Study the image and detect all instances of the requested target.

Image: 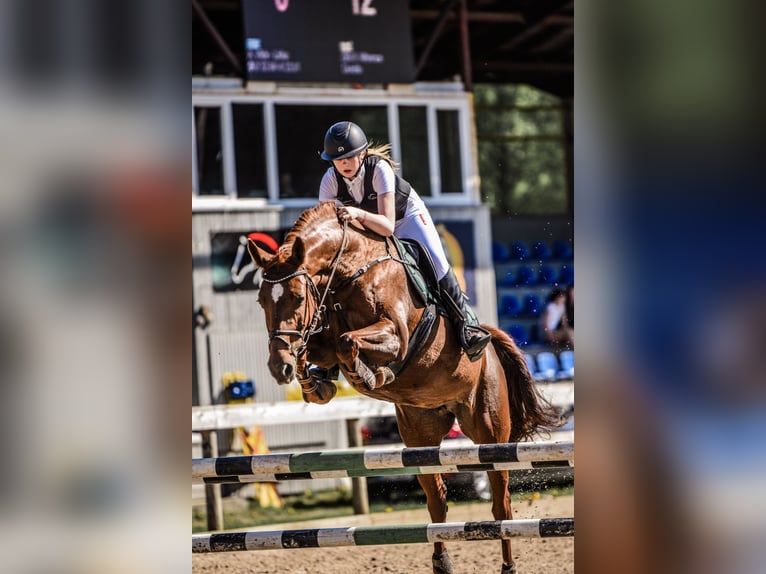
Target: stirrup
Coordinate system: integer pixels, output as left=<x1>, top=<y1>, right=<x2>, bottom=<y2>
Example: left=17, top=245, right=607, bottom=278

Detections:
left=462, top=324, right=491, bottom=361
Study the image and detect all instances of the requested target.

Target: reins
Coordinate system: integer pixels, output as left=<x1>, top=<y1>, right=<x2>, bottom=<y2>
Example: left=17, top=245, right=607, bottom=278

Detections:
left=261, top=220, right=350, bottom=359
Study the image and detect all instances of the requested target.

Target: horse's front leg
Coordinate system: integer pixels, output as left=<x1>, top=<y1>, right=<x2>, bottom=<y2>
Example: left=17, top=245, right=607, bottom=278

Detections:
left=294, top=335, right=343, bottom=405
left=295, top=353, right=337, bottom=405
left=336, top=318, right=401, bottom=390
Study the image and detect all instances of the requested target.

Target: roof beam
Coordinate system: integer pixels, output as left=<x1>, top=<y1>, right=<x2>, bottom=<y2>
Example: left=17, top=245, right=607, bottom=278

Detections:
left=498, top=15, right=574, bottom=52
left=411, top=10, right=524, bottom=24
left=192, top=0, right=243, bottom=75
left=530, top=28, right=574, bottom=54
left=458, top=0, right=472, bottom=91
left=477, top=61, right=574, bottom=73
left=414, top=0, right=460, bottom=79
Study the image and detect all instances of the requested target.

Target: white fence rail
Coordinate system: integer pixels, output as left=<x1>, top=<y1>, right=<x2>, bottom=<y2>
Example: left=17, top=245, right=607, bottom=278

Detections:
left=192, top=382, right=573, bottom=432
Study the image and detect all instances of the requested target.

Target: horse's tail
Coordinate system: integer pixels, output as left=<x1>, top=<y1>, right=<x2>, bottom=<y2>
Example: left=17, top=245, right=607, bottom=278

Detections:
left=487, top=326, right=564, bottom=442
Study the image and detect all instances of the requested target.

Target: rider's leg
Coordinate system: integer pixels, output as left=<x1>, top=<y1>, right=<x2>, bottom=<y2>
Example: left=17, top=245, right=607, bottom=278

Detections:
left=438, top=268, right=491, bottom=361
left=395, top=211, right=491, bottom=361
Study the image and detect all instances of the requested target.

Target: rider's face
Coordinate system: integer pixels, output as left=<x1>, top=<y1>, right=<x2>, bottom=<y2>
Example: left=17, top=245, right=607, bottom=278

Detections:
left=332, top=152, right=364, bottom=179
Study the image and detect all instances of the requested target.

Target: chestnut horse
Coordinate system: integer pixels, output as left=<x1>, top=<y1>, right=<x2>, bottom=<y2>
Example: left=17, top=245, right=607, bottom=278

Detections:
left=248, top=202, right=561, bottom=574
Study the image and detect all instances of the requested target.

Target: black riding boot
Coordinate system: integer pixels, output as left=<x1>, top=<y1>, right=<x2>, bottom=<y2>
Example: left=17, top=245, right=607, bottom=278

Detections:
left=438, top=269, right=491, bottom=361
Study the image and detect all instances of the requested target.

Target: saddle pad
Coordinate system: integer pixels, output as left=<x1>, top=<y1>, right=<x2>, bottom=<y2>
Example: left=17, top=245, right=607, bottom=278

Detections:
left=389, top=236, right=441, bottom=308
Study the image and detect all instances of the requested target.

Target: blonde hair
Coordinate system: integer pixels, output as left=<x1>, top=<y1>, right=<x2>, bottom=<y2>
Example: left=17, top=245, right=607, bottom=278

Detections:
left=365, top=143, right=399, bottom=172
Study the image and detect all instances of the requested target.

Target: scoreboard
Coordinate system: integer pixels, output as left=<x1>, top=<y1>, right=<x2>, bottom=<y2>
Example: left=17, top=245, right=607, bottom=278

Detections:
left=242, top=0, right=415, bottom=83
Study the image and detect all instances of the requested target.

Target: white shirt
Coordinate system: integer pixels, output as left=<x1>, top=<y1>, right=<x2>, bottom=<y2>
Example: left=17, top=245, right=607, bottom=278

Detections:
left=541, top=301, right=567, bottom=332
left=318, top=160, right=426, bottom=222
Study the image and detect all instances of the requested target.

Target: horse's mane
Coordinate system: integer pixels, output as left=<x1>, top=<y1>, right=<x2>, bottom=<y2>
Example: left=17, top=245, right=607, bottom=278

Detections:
left=279, top=202, right=384, bottom=267
left=282, top=202, right=337, bottom=249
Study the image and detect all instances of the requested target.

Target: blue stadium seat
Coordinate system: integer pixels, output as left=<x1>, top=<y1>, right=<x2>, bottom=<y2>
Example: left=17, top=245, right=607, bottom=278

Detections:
left=507, top=324, right=529, bottom=346
left=492, top=241, right=510, bottom=263
left=532, top=241, right=553, bottom=261
left=539, top=264, right=558, bottom=285
left=534, top=351, right=559, bottom=381
left=516, top=265, right=537, bottom=286
left=557, top=350, right=574, bottom=379
left=523, top=294, right=542, bottom=316
left=499, top=294, right=521, bottom=317
left=559, top=265, right=574, bottom=285
left=510, top=241, right=530, bottom=261
left=553, top=240, right=573, bottom=259
left=496, top=268, right=515, bottom=286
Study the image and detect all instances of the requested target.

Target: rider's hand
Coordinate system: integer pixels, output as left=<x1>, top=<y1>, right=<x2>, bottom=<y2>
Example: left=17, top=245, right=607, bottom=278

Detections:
left=337, top=206, right=367, bottom=225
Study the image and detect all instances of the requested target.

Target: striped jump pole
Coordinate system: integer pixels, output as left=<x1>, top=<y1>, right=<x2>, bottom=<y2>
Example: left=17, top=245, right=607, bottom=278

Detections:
left=192, top=440, right=574, bottom=479
left=193, top=459, right=574, bottom=484
left=192, top=517, right=574, bottom=553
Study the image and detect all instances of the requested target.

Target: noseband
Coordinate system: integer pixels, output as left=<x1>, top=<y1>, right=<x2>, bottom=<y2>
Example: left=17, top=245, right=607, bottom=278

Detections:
left=261, top=221, right=349, bottom=359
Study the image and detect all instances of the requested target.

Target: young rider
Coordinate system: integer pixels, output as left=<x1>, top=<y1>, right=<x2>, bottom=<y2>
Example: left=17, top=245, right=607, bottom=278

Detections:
left=316, top=120, right=491, bottom=366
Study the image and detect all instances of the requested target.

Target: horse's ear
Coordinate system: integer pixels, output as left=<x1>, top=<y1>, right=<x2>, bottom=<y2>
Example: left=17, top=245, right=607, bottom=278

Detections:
left=289, top=237, right=306, bottom=266
left=247, top=239, right=273, bottom=269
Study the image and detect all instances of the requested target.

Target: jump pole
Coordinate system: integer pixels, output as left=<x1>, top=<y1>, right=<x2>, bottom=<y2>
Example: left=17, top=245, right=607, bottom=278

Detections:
left=193, top=459, right=574, bottom=484
left=192, top=517, right=574, bottom=553
left=192, top=440, right=574, bottom=479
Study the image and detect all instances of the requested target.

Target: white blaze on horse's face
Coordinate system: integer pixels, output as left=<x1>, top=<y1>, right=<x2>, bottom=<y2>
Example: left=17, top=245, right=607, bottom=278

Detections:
left=271, top=282, right=284, bottom=304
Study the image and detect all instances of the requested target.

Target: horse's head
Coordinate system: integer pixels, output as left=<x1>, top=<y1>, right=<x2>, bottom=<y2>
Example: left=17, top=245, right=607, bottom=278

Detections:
left=248, top=236, right=321, bottom=385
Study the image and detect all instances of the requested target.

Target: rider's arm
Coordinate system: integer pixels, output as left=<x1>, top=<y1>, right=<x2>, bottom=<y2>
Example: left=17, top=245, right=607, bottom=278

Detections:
left=338, top=194, right=394, bottom=236
left=363, top=192, right=395, bottom=236
left=338, top=161, right=396, bottom=236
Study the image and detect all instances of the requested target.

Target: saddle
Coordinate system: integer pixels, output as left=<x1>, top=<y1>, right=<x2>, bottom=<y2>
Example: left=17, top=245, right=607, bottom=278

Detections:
left=382, top=236, right=443, bottom=377
left=388, top=236, right=441, bottom=308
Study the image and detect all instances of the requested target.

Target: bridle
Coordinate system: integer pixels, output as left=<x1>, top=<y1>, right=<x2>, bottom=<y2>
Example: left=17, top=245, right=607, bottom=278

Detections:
left=261, top=220, right=349, bottom=360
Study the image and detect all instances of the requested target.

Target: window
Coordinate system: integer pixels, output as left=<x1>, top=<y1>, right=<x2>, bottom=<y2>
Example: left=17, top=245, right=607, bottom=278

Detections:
left=398, top=106, right=430, bottom=196
left=232, top=104, right=267, bottom=198
left=437, top=109, right=463, bottom=195
left=191, top=90, right=476, bottom=205
left=194, top=106, right=223, bottom=195
left=274, top=104, right=388, bottom=199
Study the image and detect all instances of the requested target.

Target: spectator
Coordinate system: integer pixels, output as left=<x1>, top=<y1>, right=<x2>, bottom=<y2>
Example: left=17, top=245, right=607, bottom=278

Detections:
left=539, top=288, right=574, bottom=349
left=565, top=283, right=574, bottom=328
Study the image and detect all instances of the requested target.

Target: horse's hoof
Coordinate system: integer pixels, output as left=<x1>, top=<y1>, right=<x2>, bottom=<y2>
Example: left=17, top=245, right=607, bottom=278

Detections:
left=301, top=381, right=337, bottom=404
left=432, top=551, right=453, bottom=574
left=362, top=370, right=377, bottom=390
left=501, top=561, right=517, bottom=574
left=375, top=366, right=395, bottom=387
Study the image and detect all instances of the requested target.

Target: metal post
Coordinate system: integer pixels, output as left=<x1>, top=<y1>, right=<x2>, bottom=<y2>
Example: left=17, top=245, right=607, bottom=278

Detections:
left=345, top=419, right=369, bottom=515
left=201, top=430, right=224, bottom=530
left=458, top=0, right=473, bottom=91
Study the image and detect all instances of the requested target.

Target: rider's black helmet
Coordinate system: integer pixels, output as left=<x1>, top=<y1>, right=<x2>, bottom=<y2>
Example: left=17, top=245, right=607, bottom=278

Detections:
left=320, top=121, right=369, bottom=161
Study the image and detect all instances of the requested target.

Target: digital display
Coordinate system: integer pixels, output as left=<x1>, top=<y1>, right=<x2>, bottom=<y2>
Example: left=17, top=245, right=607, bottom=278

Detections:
left=242, top=0, right=415, bottom=83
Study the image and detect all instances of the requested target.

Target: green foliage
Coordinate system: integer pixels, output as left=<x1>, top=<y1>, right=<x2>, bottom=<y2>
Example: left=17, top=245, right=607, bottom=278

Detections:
left=474, top=84, right=569, bottom=216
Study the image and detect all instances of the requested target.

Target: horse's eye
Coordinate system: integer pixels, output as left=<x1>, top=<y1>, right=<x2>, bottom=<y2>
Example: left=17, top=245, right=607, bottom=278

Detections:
left=294, top=295, right=305, bottom=304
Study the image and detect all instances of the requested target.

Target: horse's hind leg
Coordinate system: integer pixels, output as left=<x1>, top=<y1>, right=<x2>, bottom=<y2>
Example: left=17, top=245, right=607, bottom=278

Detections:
left=452, top=374, right=517, bottom=572
left=395, top=405, right=456, bottom=574
left=488, top=470, right=516, bottom=573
